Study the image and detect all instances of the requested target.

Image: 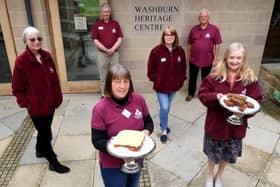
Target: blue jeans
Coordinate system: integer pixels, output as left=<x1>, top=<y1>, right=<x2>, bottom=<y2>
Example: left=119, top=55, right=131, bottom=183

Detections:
left=156, top=92, right=176, bottom=131
left=100, top=166, right=141, bottom=187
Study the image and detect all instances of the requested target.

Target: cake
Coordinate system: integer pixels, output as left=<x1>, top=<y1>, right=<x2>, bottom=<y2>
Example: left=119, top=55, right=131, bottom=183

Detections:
left=113, top=130, right=145, bottom=151
left=224, top=93, right=254, bottom=112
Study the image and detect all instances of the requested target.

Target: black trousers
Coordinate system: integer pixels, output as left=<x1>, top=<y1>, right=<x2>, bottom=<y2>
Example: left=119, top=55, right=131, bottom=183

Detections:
left=188, top=62, right=212, bottom=96
left=31, top=113, right=57, bottom=162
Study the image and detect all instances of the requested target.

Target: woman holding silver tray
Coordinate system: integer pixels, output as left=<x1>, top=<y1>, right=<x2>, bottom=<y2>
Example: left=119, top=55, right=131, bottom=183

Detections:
left=198, top=42, right=262, bottom=187
left=91, top=64, right=154, bottom=187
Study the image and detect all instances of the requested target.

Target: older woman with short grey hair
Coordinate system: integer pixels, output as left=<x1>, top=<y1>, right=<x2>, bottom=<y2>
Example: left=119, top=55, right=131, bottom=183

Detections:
left=12, top=26, right=70, bottom=173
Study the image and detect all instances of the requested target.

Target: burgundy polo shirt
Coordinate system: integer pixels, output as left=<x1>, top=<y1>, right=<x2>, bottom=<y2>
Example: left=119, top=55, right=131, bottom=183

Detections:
left=91, top=93, right=150, bottom=168
left=188, top=23, right=222, bottom=67
left=91, top=19, right=123, bottom=49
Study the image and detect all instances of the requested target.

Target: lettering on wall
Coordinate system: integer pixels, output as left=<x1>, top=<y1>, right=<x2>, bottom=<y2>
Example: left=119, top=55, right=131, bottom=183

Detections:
left=132, top=0, right=182, bottom=34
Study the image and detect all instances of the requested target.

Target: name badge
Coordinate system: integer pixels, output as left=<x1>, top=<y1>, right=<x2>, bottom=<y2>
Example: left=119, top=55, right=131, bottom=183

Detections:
left=161, top=58, right=167, bottom=62
left=122, top=109, right=131, bottom=118
left=98, top=26, right=104, bottom=30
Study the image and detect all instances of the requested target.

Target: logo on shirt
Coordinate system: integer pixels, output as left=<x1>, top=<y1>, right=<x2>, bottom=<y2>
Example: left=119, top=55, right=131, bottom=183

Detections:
left=160, top=57, right=167, bottom=63
left=241, top=88, right=247, bottom=95
left=134, top=109, right=143, bottom=119
left=98, top=26, right=104, bottom=30
left=205, top=33, right=210, bottom=39
left=49, top=67, right=54, bottom=73
left=112, top=28, right=117, bottom=33
left=177, top=56, right=181, bottom=63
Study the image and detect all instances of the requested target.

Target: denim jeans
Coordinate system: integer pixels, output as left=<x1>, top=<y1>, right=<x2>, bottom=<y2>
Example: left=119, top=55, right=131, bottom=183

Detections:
left=100, top=166, right=141, bottom=187
left=156, top=92, right=176, bottom=131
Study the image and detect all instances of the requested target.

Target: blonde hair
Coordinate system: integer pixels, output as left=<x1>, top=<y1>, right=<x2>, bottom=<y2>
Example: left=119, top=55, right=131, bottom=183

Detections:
left=211, top=42, right=257, bottom=86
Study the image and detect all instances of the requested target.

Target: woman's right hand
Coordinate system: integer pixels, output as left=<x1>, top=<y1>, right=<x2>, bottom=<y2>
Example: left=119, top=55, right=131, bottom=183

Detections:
left=217, top=93, right=223, bottom=100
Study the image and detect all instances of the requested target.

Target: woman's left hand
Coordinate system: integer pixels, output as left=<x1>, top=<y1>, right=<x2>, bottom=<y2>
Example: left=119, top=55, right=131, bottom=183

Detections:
left=142, top=130, right=150, bottom=136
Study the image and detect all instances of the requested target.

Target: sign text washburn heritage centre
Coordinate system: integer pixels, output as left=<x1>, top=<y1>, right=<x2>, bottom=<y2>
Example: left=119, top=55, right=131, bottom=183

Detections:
left=132, top=0, right=182, bottom=33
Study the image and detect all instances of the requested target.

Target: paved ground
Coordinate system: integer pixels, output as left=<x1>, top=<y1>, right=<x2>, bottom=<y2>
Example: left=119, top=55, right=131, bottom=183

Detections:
left=0, top=92, right=279, bottom=187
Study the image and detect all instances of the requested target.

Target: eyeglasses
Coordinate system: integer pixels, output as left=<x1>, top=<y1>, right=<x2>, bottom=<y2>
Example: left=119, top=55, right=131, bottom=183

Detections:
left=29, top=37, right=43, bottom=42
left=112, top=80, right=130, bottom=86
left=164, top=33, right=175, bottom=37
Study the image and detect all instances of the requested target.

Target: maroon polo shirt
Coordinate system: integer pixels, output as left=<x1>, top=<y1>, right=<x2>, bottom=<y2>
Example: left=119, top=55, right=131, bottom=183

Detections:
left=91, top=19, right=123, bottom=49
left=198, top=75, right=263, bottom=140
left=91, top=93, right=150, bottom=168
left=147, top=44, right=187, bottom=93
left=188, top=23, right=222, bottom=67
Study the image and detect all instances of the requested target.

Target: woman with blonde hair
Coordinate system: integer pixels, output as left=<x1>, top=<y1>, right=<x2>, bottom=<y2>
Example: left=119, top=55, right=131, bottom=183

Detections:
left=198, top=42, right=262, bottom=187
left=147, top=25, right=187, bottom=143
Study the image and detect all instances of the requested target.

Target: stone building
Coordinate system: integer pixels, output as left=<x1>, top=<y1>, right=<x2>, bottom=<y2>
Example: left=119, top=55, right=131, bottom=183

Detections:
left=0, top=0, right=279, bottom=107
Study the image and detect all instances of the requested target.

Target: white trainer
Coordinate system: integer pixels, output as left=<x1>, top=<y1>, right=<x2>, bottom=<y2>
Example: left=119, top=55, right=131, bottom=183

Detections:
left=205, top=177, right=214, bottom=187
left=214, top=178, right=223, bottom=187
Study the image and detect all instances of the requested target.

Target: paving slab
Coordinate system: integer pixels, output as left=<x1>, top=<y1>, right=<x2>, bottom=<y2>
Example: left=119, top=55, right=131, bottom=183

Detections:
left=7, top=164, right=45, bottom=187
left=248, top=112, right=280, bottom=134
left=189, top=165, right=258, bottom=187
left=170, top=97, right=206, bottom=124
left=0, top=110, right=27, bottom=132
left=59, top=115, right=91, bottom=136
left=41, top=160, right=94, bottom=187
left=20, top=137, right=48, bottom=165
left=274, top=140, right=280, bottom=156
left=244, top=125, right=279, bottom=154
left=0, top=97, right=22, bottom=118
left=262, top=157, right=280, bottom=187
left=0, top=136, right=13, bottom=155
left=234, top=144, right=270, bottom=178
left=93, top=158, right=104, bottom=187
left=151, top=122, right=206, bottom=183
left=148, top=162, right=187, bottom=187
left=53, top=135, right=95, bottom=161
left=0, top=122, right=13, bottom=139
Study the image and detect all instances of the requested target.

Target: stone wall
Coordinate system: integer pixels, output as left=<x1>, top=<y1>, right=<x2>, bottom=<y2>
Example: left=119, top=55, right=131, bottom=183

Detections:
left=111, top=0, right=275, bottom=92
left=7, top=0, right=51, bottom=54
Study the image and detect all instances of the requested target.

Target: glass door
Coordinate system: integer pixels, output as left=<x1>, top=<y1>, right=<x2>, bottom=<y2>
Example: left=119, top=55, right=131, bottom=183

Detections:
left=0, top=0, right=17, bottom=95
left=59, top=0, right=100, bottom=81
left=46, top=0, right=106, bottom=93
left=0, top=26, right=11, bottom=83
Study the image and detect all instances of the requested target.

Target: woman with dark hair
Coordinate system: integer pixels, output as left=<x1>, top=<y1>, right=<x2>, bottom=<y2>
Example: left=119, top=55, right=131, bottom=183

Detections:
left=91, top=63, right=154, bottom=187
left=147, top=25, right=187, bottom=143
left=12, top=26, right=70, bottom=173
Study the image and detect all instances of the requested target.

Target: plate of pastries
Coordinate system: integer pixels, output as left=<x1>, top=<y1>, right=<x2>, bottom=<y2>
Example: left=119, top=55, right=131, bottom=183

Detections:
left=219, top=93, right=260, bottom=115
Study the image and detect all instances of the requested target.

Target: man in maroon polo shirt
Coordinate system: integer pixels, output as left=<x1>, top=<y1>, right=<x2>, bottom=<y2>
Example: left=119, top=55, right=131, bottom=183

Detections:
left=91, top=3, right=123, bottom=97
left=185, top=9, right=222, bottom=101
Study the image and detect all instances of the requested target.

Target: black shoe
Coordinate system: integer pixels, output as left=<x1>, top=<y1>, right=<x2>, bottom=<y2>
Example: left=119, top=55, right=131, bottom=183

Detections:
left=36, top=151, right=44, bottom=158
left=160, top=124, right=170, bottom=134
left=160, top=134, right=167, bottom=143
left=49, top=161, right=70, bottom=173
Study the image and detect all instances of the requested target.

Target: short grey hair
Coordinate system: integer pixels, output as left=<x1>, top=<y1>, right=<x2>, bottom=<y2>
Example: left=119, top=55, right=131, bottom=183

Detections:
left=22, top=26, right=41, bottom=44
left=199, top=8, right=210, bottom=16
left=100, top=3, right=111, bottom=10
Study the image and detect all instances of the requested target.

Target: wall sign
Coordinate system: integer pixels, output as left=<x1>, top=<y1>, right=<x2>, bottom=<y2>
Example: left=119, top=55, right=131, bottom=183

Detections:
left=132, top=0, right=182, bottom=34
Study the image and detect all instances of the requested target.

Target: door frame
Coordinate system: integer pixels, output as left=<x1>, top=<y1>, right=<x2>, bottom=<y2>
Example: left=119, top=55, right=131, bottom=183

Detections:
left=44, top=0, right=108, bottom=93
left=0, top=0, right=17, bottom=95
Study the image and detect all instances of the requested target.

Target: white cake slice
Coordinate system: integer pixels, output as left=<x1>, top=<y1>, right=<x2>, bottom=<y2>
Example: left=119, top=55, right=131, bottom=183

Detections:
left=113, top=130, right=145, bottom=151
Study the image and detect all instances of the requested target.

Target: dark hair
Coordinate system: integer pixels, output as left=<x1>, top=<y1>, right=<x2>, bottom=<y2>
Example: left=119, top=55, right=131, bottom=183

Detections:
left=104, top=64, right=134, bottom=97
left=161, top=25, right=179, bottom=49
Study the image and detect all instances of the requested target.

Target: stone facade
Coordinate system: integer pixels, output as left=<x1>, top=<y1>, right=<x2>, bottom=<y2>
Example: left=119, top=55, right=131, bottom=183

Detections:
left=3, top=0, right=276, bottom=93
left=112, top=0, right=274, bottom=92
